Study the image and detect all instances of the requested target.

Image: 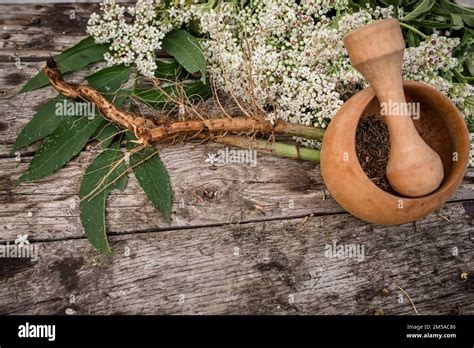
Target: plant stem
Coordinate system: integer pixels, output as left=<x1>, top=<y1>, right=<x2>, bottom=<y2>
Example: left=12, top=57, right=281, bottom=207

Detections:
left=210, top=135, right=320, bottom=162
left=278, top=121, right=325, bottom=140
left=399, top=22, right=430, bottom=40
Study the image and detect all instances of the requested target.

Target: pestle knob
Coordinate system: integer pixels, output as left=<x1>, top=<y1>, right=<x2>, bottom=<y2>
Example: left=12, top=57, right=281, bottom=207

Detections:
left=343, top=18, right=444, bottom=197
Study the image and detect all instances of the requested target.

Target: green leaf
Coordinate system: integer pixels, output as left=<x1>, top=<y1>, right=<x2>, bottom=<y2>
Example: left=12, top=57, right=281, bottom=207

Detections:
left=451, top=14, right=464, bottom=30
left=465, top=56, right=474, bottom=77
left=347, top=0, right=363, bottom=10
left=350, top=0, right=378, bottom=8
left=17, top=116, right=104, bottom=184
left=162, top=30, right=207, bottom=83
left=92, top=123, right=121, bottom=149
left=127, top=134, right=172, bottom=224
left=406, top=30, right=419, bottom=47
left=20, top=36, right=109, bottom=94
left=80, top=141, right=127, bottom=255
left=133, top=80, right=210, bottom=109
left=462, top=15, right=474, bottom=27
left=154, top=59, right=188, bottom=80
left=403, top=0, right=436, bottom=21
left=411, top=19, right=452, bottom=29
left=85, top=64, right=132, bottom=100
left=435, top=1, right=474, bottom=16
left=454, top=28, right=474, bottom=56
left=187, top=18, right=202, bottom=37
left=433, top=2, right=474, bottom=26
left=10, top=95, right=66, bottom=154
left=380, top=0, right=399, bottom=7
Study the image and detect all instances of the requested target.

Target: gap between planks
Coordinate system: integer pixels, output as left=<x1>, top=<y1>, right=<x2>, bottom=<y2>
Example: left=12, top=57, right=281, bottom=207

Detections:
left=1, top=199, right=472, bottom=245
left=1, top=209, right=351, bottom=245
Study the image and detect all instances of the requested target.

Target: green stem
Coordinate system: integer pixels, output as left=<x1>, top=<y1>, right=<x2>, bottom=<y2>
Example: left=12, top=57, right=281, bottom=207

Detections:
left=452, top=68, right=474, bottom=83
left=271, top=142, right=321, bottom=161
left=399, top=22, right=430, bottom=40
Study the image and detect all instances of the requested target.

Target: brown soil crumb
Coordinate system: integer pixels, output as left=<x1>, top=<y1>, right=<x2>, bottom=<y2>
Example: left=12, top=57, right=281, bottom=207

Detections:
left=355, top=117, right=395, bottom=193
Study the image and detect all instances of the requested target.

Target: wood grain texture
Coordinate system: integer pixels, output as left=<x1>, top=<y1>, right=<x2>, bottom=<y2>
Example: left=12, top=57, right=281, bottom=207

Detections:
left=0, top=146, right=340, bottom=242
left=0, top=3, right=473, bottom=315
left=1, top=150, right=473, bottom=242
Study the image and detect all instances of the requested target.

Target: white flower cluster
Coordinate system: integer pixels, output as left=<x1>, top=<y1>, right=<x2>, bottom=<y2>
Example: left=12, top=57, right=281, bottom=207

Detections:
left=198, top=0, right=473, bottom=152
left=403, top=35, right=473, bottom=117
left=87, top=0, right=173, bottom=77
left=200, top=0, right=394, bottom=133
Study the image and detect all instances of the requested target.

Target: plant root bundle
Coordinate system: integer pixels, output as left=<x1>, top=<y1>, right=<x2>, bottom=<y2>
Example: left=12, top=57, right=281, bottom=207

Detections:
left=44, top=58, right=324, bottom=147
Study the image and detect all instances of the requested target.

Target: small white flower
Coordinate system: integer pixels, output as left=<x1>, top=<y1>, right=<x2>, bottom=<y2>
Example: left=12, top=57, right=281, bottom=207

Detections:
left=205, top=153, right=218, bottom=165
left=265, top=112, right=277, bottom=125
left=15, top=234, right=30, bottom=247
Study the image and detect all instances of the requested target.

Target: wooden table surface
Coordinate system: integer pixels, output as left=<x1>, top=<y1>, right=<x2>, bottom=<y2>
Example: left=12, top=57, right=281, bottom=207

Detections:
left=0, top=3, right=473, bottom=315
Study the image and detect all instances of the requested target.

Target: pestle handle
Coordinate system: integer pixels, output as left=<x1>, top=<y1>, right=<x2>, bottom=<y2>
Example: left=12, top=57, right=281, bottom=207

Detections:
left=344, top=19, right=444, bottom=197
left=344, top=20, right=424, bottom=149
left=378, top=84, right=421, bottom=149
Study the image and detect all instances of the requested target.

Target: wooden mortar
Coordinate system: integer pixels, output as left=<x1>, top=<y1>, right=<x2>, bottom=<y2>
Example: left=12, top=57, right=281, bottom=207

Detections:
left=344, top=18, right=444, bottom=197
left=320, top=81, right=469, bottom=224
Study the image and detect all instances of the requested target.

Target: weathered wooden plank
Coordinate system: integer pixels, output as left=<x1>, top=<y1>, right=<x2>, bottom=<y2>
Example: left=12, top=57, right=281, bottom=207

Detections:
left=0, top=145, right=341, bottom=241
left=1, top=138, right=473, bottom=242
left=0, top=60, right=103, bottom=95
left=0, top=201, right=472, bottom=315
left=0, top=3, right=96, bottom=78
left=0, top=2, right=473, bottom=317
left=0, top=3, right=97, bottom=45
left=0, top=54, right=354, bottom=244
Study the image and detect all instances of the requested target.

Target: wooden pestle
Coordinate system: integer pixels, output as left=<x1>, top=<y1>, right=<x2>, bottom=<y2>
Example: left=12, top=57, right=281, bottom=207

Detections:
left=343, top=19, right=444, bottom=197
